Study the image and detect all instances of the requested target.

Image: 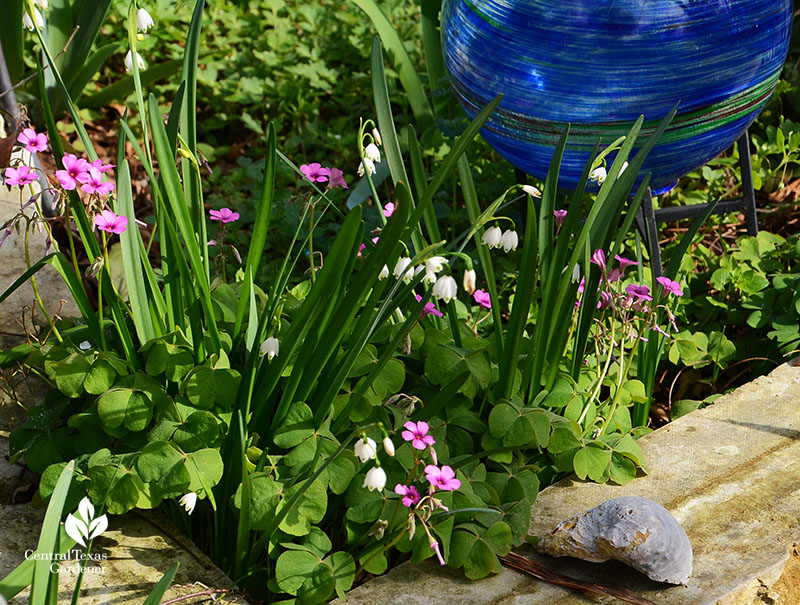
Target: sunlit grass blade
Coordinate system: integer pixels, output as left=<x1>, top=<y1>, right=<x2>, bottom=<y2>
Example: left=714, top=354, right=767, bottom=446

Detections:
left=405, top=94, right=504, bottom=243
left=498, top=195, right=538, bottom=400
left=180, top=0, right=205, bottom=234
left=0, top=525, right=76, bottom=602
left=330, top=286, right=430, bottom=431
left=233, top=413, right=251, bottom=581
left=522, top=124, right=570, bottom=394
left=252, top=207, right=365, bottom=432
left=39, top=65, right=99, bottom=262
left=407, top=125, right=442, bottom=243
left=65, top=42, right=119, bottom=102
left=234, top=123, right=276, bottom=339
left=141, top=564, right=180, bottom=605
left=355, top=2, right=435, bottom=129
left=116, top=159, right=159, bottom=343
left=180, top=0, right=205, bottom=155
left=63, top=0, right=113, bottom=82
left=33, top=24, right=97, bottom=161
left=147, top=93, right=220, bottom=353
left=633, top=198, right=719, bottom=426
left=166, top=82, right=187, bottom=150
left=30, top=460, right=74, bottom=603
left=79, top=59, right=183, bottom=109
left=457, top=154, right=504, bottom=353
left=298, top=187, right=410, bottom=413
left=0, top=1, right=24, bottom=82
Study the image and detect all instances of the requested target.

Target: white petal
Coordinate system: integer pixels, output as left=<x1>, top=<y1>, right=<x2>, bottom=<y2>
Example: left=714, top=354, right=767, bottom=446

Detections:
left=88, top=514, right=108, bottom=540
left=65, top=514, right=87, bottom=547
left=78, top=497, right=94, bottom=524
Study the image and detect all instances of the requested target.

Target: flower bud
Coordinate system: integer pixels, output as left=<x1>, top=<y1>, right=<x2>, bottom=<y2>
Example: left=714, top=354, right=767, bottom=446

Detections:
left=382, top=437, right=395, bottom=457
left=463, top=269, right=476, bottom=294
left=521, top=184, right=541, bottom=197
left=260, top=337, right=279, bottom=360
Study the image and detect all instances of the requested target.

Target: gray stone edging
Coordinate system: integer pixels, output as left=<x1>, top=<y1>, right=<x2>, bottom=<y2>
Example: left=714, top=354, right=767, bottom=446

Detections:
left=337, top=362, right=800, bottom=604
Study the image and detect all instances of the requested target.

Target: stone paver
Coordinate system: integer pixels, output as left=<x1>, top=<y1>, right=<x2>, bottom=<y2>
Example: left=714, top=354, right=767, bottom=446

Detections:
left=1, top=121, right=245, bottom=603
left=338, top=362, right=800, bottom=605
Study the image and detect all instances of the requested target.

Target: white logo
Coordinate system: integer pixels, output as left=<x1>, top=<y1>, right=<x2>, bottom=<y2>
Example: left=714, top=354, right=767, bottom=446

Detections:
left=64, top=497, right=108, bottom=547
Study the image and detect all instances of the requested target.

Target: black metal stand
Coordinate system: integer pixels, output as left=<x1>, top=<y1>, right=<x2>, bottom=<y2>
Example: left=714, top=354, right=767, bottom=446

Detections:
left=516, top=128, right=758, bottom=278
left=635, top=128, right=758, bottom=277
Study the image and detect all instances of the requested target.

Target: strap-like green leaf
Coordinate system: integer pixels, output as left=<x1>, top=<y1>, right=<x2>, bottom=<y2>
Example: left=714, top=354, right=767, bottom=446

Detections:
left=354, top=2, right=434, bottom=128
left=141, top=564, right=180, bottom=605
left=30, top=460, right=74, bottom=603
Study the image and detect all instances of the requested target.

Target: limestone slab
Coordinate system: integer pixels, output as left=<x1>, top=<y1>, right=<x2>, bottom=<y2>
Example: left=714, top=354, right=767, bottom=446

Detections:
left=339, top=362, right=800, bottom=604
left=0, top=505, right=246, bottom=604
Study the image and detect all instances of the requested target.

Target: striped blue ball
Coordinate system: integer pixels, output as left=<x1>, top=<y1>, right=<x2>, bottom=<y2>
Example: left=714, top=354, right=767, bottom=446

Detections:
left=442, top=0, right=793, bottom=193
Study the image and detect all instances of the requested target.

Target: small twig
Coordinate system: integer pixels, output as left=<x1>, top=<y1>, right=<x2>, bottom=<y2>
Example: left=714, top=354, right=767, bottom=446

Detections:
left=500, top=551, right=657, bottom=605
left=160, top=588, right=239, bottom=605
left=0, top=26, right=81, bottom=99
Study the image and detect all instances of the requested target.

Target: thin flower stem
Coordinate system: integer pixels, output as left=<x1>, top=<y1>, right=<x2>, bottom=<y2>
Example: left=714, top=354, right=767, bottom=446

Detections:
left=308, top=203, right=316, bottom=283
left=596, top=312, right=652, bottom=437
left=23, top=222, right=60, bottom=341
left=97, top=233, right=109, bottom=350
left=580, top=315, right=616, bottom=425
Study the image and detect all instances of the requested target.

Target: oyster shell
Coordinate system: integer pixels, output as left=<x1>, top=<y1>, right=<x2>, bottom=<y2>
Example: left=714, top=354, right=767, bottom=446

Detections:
left=537, top=496, right=692, bottom=585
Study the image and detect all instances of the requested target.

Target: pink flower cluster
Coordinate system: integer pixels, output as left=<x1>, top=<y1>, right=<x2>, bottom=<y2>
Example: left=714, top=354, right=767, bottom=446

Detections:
left=56, top=154, right=115, bottom=196
left=299, top=163, right=348, bottom=189
left=391, top=418, right=462, bottom=568
left=579, top=248, right=683, bottom=338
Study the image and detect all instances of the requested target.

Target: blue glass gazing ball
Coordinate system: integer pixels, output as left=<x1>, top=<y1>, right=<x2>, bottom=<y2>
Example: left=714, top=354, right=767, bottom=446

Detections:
left=441, top=0, right=793, bottom=193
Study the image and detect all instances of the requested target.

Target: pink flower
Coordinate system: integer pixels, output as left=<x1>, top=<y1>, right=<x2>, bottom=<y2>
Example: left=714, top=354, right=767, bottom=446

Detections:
left=383, top=202, right=395, bottom=218
left=597, top=290, right=613, bottom=309
left=4, top=165, right=38, bottom=187
left=590, top=249, right=606, bottom=271
left=415, top=294, right=444, bottom=318
left=656, top=276, right=684, bottom=297
left=209, top=208, right=239, bottom=223
left=17, top=128, right=48, bottom=153
left=625, top=284, right=653, bottom=301
left=328, top=167, right=348, bottom=189
left=81, top=167, right=115, bottom=196
left=89, top=159, right=116, bottom=173
left=607, top=268, right=622, bottom=283
left=614, top=254, right=638, bottom=269
left=56, top=154, right=89, bottom=191
left=553, top=209, right=567, bottom=226
left=424, top=465, right=461, bottom=491
left=300, top=163, right=330, bottom=183
left=94, top=209, right=128, bottom=234
left=402, top=421, right=435, bottom=450
left=394, top=484, right=421, bottom=507
left=473, top=289, right=491, bottom=309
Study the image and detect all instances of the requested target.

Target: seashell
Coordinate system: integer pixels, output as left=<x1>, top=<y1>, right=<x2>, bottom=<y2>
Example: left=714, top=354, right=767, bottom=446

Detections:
left=536, top=496, right=693, bottom=585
